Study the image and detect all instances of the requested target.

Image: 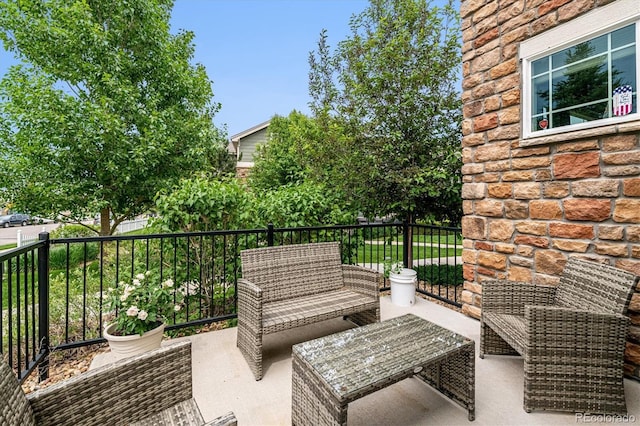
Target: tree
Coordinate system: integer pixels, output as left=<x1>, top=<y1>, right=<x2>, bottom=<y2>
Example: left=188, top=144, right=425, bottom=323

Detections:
left=308, top=0, right=462, bottom=226
left=0, top=0, right=226, bottom=235
left=248, top=111, right=314, bottom=192
left=248, top=111, right=357, bottom=227
left=153, top=177, right=255, bottom=233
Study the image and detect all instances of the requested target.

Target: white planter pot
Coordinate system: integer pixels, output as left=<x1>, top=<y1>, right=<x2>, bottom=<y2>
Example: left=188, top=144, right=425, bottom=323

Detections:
left=389, top=268, right=417, bottom=307
left=103, top=322, right=165, bottom=360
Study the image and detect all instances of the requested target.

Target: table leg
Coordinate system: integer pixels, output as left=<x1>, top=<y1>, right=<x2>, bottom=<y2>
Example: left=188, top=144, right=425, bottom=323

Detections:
left=292, top=354, right=347, bottom=426
left=417, top=343, right=475, bottom=421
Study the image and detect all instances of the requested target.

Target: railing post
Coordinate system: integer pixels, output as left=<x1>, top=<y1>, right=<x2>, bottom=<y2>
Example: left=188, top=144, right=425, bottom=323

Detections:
left=267, top=223, right=274, bottom=247
left=37, top=232, right=50, bottom=382
left=402, top=221, right=410, bottom=268
left=16, top=229, right=22, bottom=248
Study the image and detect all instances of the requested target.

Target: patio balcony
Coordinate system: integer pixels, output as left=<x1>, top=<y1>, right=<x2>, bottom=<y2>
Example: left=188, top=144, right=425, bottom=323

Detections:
left=93, top=295, right=640, bottom=425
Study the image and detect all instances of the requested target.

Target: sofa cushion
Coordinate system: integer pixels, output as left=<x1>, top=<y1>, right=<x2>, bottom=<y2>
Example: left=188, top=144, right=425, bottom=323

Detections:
left=483, top=312, right=526, bottom=355
left=263, top=288, right=378, bottom=334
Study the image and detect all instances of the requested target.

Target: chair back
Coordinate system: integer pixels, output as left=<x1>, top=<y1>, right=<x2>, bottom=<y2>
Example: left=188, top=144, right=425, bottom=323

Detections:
left=555, top=257, right=639, bottom=315
left=241, top=242, right=344, bottom=303
left=0, top=360, right=36, bottom=426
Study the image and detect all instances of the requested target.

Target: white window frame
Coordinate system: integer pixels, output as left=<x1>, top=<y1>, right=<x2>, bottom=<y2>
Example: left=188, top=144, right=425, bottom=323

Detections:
left=520, top=0, right=640, bottom=140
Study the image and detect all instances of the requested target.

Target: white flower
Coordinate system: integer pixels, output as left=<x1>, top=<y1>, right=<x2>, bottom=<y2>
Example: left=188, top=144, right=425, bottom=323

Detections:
left=145, top=271, right=151, bottom=276
left=136, top=273, right=146, bottom=281
left=132, top=279, right=141, bottom=286
left=126, top=306, right=139, bottom=317
left=120, top=294, right=129, bottom=302
left=163, top=279, right=174, bottom=288
left=137, top=310, right=148, bottom=320
left=174, top=304, right=181, bottom=312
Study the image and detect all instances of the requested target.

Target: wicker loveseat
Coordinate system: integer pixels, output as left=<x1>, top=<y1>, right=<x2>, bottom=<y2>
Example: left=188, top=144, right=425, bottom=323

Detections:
left=1, top=341, right=236, bottom=426
left=237, top=242, right=380, bottom=380
left=480, top=257, right=639, bottom=414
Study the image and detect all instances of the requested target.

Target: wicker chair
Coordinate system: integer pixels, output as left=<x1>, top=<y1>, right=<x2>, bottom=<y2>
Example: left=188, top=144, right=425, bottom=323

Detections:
left=480, top=257, right=639, bottom=414
left=1, top=341, right=237, bottom=426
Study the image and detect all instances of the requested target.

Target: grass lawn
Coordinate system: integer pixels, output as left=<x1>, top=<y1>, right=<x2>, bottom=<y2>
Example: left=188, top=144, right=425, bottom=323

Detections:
left=366, top=233, right=461, bottom=245
left=356, top=243, right=461, bottom=262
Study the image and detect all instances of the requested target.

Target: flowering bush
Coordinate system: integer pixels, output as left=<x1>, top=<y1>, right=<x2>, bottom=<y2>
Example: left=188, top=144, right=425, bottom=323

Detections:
left=105, top=271, right=184, bottom=336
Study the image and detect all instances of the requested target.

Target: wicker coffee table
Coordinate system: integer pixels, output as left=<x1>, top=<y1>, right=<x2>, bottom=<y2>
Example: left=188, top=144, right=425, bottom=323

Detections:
left=291, top=314, right=475, bottom=425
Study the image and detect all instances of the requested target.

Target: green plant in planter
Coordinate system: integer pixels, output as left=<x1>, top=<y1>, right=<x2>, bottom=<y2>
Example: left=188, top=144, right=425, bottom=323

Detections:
left=383, top=257, right=404, bottom=278
left=105, top=271, right=184, bottom=336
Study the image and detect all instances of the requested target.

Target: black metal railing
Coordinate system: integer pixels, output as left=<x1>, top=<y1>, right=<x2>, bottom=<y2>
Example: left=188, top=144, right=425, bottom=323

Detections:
left=1, top=233, right=50, bottom=383
left=1, top=222, right=461, bottom=382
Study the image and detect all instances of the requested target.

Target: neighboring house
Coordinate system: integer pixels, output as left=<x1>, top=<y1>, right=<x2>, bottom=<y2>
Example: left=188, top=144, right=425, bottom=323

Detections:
left=461, top=0, right=640, bottom=380
left=229, top=120, right=270, bottom=179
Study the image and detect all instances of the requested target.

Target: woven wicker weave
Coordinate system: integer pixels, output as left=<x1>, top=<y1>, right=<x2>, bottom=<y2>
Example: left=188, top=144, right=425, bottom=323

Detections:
left=480, top=257, right=639, bottom=414
left=291, top=314, right=475, bottom=425
left=237, top=242, right=380, bottom=380
left=0, top=341, right=237, bottom=426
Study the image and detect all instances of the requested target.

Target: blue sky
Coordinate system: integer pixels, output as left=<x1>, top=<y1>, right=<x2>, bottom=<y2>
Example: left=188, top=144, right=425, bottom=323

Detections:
left=171, top=0, right=374, bottom=137
left=0, top=0, right=456, bottom=138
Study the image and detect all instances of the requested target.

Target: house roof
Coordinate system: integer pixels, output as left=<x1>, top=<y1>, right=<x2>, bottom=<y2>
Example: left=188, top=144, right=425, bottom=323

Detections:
left=230, top=120, right=271, bottom=143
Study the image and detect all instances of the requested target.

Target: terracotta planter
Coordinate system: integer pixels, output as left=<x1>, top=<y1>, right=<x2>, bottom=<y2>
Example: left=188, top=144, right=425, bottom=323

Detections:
left=103, top=322, right=165, bottom=360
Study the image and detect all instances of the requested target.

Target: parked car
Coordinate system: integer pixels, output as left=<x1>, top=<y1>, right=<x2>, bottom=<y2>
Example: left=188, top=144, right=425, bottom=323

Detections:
left=0, top=213, right=32, bottom=228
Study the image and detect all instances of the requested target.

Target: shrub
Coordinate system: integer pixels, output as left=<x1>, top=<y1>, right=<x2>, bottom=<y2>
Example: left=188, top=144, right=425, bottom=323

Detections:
left=415, top=264, right=462, bottom=286
left=50, top=224, right=98, bottom=239
left=254, top=182, right=356, bottom=227
left=153, top=177, right=255, bottom=232
left=49, top=242, right=100, bottom=271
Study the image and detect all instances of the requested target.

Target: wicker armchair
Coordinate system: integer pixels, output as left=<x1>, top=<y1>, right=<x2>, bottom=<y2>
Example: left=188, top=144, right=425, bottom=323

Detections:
left=1, top=341, right=237, bottom=426
left=480, top=257, right=639, bottom=414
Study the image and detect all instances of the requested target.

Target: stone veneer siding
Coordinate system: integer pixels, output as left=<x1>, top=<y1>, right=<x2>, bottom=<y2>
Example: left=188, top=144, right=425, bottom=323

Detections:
left=460, top=0, right=640, bottom=380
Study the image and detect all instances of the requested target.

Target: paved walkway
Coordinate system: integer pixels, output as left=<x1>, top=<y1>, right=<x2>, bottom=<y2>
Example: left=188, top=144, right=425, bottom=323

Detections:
left=93, top=296, right=640, bottom=425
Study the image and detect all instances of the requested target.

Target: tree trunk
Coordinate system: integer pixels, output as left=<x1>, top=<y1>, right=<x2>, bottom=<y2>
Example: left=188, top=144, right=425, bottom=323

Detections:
left=100, top=208, right=110, bottom=236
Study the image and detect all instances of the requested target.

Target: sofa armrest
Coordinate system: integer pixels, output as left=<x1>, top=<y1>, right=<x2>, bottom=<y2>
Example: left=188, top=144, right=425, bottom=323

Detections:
left=27, top=341, right=193, bottom=426
left=341, top=265, right=380, bottom=300
left=237, top=278, right=263, bottom=332
left=525, top=305, right=629, bottom=352
left=482, top=280, right=556, bottom=316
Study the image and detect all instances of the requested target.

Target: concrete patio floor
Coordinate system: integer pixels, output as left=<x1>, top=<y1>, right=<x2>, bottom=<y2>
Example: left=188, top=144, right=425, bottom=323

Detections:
left=95, top=295, right=640, bottom=425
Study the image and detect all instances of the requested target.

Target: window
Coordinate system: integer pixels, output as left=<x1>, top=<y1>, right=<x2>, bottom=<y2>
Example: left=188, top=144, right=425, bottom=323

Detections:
left=520, top=0, right=640, bottom=139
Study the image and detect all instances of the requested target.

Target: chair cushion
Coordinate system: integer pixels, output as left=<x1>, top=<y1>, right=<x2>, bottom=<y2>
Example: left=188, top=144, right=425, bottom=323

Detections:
left=131, top=398, right=204, bottom=426
left=263, top=288, right=378, bottom=334
left=0, top=361, right=36, bottom=426
left=483, top=312, right=526, bottom=355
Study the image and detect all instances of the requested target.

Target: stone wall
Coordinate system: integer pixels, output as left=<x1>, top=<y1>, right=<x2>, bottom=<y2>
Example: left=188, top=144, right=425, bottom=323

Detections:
left=460, top=0, right=640, bottom=380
